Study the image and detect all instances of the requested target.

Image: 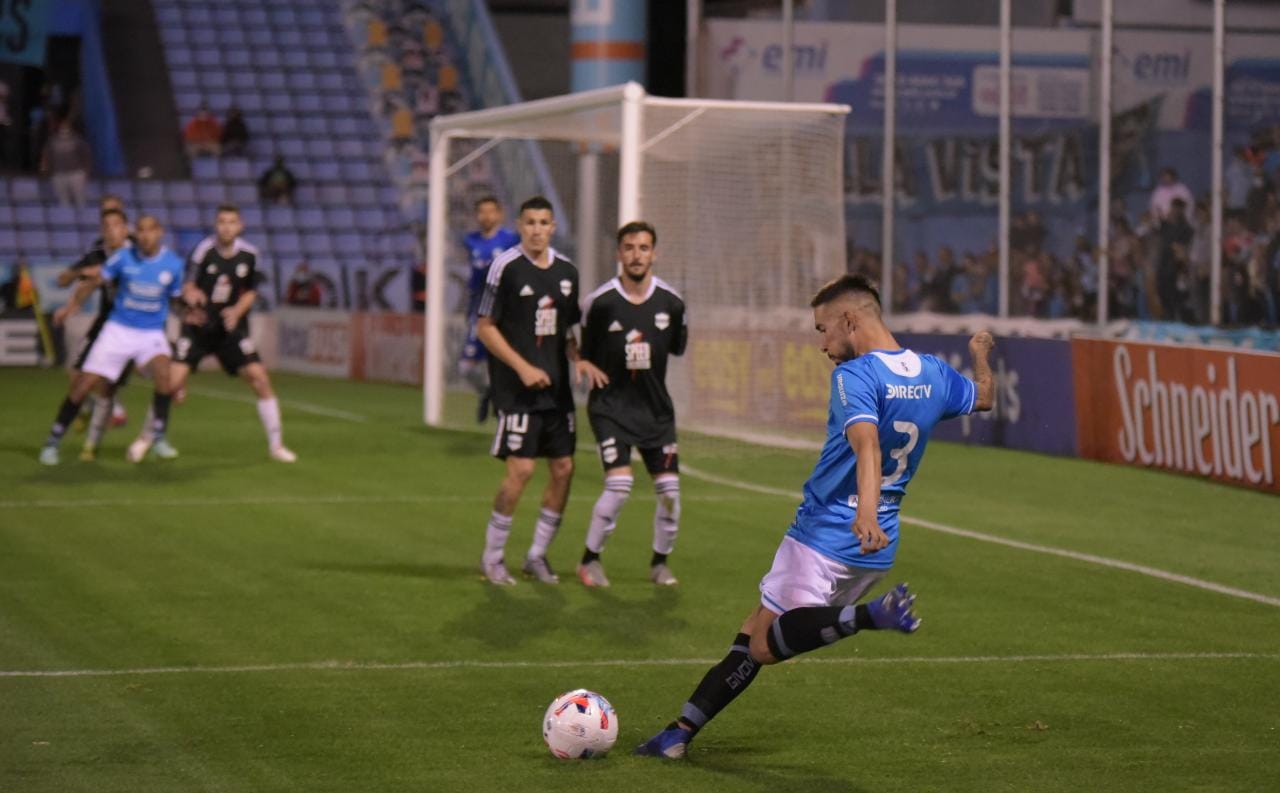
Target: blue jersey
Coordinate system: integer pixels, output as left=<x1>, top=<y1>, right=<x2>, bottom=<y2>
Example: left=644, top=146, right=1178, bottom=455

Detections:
left=464, top=228, right=519, bottom=315
left=786, top=348, right=977, bottom=569
left=101, top=246, right=185, bottom=331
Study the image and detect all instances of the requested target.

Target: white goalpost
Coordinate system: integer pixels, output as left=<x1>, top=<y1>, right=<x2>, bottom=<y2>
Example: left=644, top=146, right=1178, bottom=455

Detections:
left=424, top=81, right=849, bottom=448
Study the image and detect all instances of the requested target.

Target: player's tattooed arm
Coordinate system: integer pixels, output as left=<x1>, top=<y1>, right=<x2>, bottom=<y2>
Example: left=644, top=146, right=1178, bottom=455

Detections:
left=968, top=331, right=996, bottom=412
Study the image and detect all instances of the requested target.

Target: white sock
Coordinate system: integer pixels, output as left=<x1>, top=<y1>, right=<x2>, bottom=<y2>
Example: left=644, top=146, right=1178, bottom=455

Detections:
left=483, top=511, right=514, bottom=566
left=137, top=404, right=156, bottom=443
left=86, top=395, right=113, bottom=448
left=257, top=397, right=284, bottom=449
left=527, top=508, right=562, bottom=560
left=653, top=477, right=681, bottom=555
left=585, top=475, right=634, bottom=554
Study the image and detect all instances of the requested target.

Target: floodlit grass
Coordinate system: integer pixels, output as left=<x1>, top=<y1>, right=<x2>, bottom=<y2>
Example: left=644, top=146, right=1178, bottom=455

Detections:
left=2, top=368, right=1277, bottom=792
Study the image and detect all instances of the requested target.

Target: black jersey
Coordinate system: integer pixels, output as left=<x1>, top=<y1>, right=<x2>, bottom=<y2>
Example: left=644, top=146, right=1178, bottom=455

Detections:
left=73, top=237, right=134, bottom=323
left=478, top=246, right=581, bottom=413
left=580, top=276, right=687, bottom=445
left=185, top=236, right=259, bottom=333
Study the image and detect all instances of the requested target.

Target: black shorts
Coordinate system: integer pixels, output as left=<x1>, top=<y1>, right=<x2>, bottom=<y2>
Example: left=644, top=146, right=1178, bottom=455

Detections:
left=74, top=315, right=133, bottom=386
left=491, top=409, right=576, bottom=460
left=588, top=413, right=679, bottom=475
left=175, top=326, right=260, bottom=375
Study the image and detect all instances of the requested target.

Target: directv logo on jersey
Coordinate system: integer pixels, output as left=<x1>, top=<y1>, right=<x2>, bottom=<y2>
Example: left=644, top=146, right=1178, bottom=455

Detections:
left=886, top=384, right=933, bottom=399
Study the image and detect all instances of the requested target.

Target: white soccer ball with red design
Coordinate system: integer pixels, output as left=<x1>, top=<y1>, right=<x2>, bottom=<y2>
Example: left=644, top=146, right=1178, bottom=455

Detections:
left=542, top=689, right=618, bottom=759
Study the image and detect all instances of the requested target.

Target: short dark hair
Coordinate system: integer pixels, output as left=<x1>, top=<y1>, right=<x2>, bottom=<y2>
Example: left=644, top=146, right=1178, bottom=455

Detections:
left=474, top=195, right=500, bottom=210
left=137, top=213, right=162, bottom=228
left=519, top=195, right=554, bottom=216
left=100, top=207, right=127, bottom=223
left=216, top=202, right=240, bottom=216
left=810, top=273, right=881, bottom=309
left=616, top=220, right=657, bottom=246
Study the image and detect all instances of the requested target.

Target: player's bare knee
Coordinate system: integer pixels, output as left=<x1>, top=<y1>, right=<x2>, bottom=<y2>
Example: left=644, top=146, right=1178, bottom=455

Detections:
left=748, top=631, right=779, bottom=665
left=548, top=456, right=574, bottom=481
left=505, top=458, right=536, bottom=485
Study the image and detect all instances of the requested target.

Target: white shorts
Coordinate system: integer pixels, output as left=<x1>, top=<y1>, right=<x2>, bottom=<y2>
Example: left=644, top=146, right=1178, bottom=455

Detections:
left=80, top=321, right=171, bottom=381
left=759, top=535, right=886, bottom=614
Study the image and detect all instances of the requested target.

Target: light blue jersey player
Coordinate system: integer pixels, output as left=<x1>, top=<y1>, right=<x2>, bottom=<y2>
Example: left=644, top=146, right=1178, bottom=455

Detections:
left=40, top=215, right=190, bottom=465
left=460, top=195, right=520, bottom=421
left=637, top=274, right=995, bottom=759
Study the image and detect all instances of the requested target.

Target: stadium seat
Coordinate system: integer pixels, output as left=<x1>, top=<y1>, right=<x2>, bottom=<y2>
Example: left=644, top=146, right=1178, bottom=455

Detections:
left=292, top=72, right=318, bottom=92
left=292, top=184, right=318, bottom=205
left=295, top=94, right=322, bottom=114
left=239, top=205, right=264, bottom=231
left=306, top=139, right=336, bottom=159
left=264, top=205, right=297, bottom=229
left=318, top=73, right=345, bottom=93
left=354, top=207, right=385, bottom=229
left=258, top=71, right=286, bottom=92
left=269, top=116, right=299, bottom=136
left=341, top=160, right=377, bottom=183
left=252, top=48, right=281, bottom=70
left=269, top=7, right=299, bottom=29
left=167, top=47, right=193, bottom=67
left=224, top=49, right=252, bottom=69
left=272, top=231, right=303, bottom=256
left=296, top=207, right=326, bottom=230
left=0, top=227, right=18, bottom=252
left=51, top=230, right=81, bottom=257
left=194, top=48, right=221, bottom=69
left=185, top=6, right=213, bottom=27
left=247, top=28, right=272, bottom=48
left=194, top=181, right=226, bottom=205
left=0, top=202, right=13, bottom=228
left=326, top=206, right=357, bottom=228
left=311, top=161, right=341, bottom=182
left=227, top=183, right=257, bottom=205
left=282, top=50, right=308, bottom=69
left=18, top=228, right=50, bottom=253
left=303, top=230, right=335, bottom=256
left=191, top=158, right=219, bottom=181
left=11, top=177, right=41, bottom=202
left=299, top=116, right=328, bottom=137
left=236, top=91, right=265, bottom=113
left=14, top=205, right=46, bottom=237
left=170, top=69, right=197, bottom=89
left=206, top=91, right=234, bottom=112
left=311, top=50, right=339, bottom=70
left=167, top=181, right=197, bottom=205
left=136, top=180, right=165, bottom=206
left=171, top=205, right=203, bottom=229
left=242, top=8, right=268, bottom=28
left=333, top=232, right=363, bottom=255
left=212, top=6, right=238, bottom=27
left=220, top=158, right=253, bottom=182
left=278, top=138, right=307, bottom=160
left=46, top=205, right=78, bottom=228
left=348, top=185, right=377, bottom=207
left=319, top=184, right=349, bottom=205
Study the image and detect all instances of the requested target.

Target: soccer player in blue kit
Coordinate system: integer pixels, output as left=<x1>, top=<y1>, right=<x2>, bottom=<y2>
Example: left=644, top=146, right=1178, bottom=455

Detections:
left=636, top=274, right=996, bottom=758
left=38, top=215, right=191, bottom=465
left=461, top=196, right=520, bottom=421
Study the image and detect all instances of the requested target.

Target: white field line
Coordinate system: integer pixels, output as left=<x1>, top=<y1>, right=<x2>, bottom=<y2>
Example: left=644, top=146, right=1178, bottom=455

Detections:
left=1, top=651, right=1276, bottom=680
left=680, top=465, right=1280, bottom=610
left=188, top=386, right=369, bottom=423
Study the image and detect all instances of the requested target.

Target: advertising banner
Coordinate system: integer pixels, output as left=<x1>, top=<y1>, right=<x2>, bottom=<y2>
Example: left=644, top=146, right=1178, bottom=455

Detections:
left=683, top=328, right=1075, bottom=455
left=1072, top=338, right=1280, bottom=493
left=274, top=307, right=353, bottom=378
left=351, top=312, right=423, bottom=385
left=897, top=333, right=1076, bottom=456
left=0, top=0, right=53, bottom=67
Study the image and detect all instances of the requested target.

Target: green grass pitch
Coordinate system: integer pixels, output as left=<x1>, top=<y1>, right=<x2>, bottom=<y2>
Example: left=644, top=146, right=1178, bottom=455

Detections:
left=2, top=367, right=1278, bottom=792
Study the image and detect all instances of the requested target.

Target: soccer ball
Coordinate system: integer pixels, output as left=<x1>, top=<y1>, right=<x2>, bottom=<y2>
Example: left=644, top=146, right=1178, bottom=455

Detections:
left=542, top=689, right=618, bottom=759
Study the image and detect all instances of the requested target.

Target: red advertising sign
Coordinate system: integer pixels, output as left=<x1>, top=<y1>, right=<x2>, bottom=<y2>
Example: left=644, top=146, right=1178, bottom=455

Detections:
left=1072, top=338, right=1280, bottom=493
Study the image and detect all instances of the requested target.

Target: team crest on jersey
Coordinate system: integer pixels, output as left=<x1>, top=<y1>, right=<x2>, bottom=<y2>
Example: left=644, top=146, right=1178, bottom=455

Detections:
left=654, top=312, right=670, bottom=330
left=559, top=279, right=572, bottom=297
left=236, top=263, right=249, bottom=279
left=519, top=284, right=535, bottom=297
left=158, top=271, right=173, bottom=285
left=206, top=264, right=218, bottom=274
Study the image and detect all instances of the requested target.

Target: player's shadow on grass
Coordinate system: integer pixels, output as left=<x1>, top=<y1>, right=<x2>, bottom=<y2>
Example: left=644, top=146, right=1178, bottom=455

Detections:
left=442, top=582, right=570, bottom=650
left=570, top=584, right=689, bottom=643
left=307, top=561, right=480, bottom=581
left=692, top=752, right=869, bottom=793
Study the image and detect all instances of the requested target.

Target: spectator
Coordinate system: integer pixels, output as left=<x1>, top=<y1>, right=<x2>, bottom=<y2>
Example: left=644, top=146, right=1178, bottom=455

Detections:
left=1073, top=235, right=1099, bottom=321
left=1188, top=201, right=1213, bottom=324
left=1225, top=147, right=1253, bottom=214
left=221, top=106, right=250, bottom=157
left=183, top=103, right=222, bottom=158
left=41, top=118, right=92, bottom=208
left=1148, top=167, right=1194, bottom=221
left=258, top=155, right=297, bottom=205
left=286, top=262, right=323, bottom=306
left=1157, top=198, right=1194, bottom=321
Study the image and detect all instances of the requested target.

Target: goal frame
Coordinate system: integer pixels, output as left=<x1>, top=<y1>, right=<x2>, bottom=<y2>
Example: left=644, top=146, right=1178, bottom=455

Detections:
left=424, top=81, right=849, bottom=425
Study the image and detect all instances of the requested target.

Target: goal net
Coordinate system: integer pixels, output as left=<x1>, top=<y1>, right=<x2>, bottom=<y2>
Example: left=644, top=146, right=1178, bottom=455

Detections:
left=424, top=82, right=849, bottom=452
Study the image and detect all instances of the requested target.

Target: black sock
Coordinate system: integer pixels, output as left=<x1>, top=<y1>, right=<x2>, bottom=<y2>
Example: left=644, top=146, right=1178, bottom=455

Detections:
left=676, top=632, right=761, bottom=735
left=45, top=397, right=84, bottom=446
left=581, top=548, right=600, bottom=565
left=764, top=604, right=873, bottom=662
left=651, top=551, right=668, bottom=567
left=151, top=392, right=173, bottom=441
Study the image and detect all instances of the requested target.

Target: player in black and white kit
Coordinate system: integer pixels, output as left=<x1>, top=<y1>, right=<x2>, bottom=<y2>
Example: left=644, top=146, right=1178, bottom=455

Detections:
left=51, top=204, right=133, bottom=460
left=576, top=221, right=687, bottom=588
left=127, top=203, right=297, bottom=463
left=475, top=195, right=607, bottom=585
